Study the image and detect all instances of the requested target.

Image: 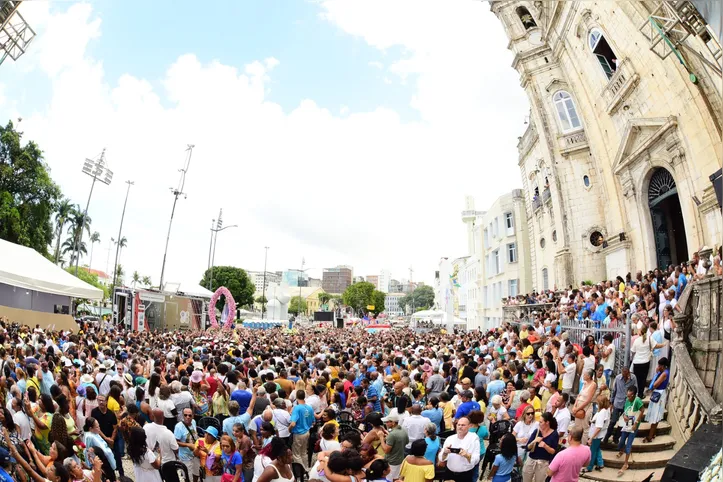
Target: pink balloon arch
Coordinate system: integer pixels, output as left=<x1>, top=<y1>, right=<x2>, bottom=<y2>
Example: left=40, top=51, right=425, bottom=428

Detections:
left=209, top=286, right=236, bottom=329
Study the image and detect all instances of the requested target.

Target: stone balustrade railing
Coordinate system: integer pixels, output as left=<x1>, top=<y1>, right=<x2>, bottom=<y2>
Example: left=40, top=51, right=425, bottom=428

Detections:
left=668, top=271, right=723, bottom=443
left=502, top=303, right=555, bottom=325
left=668, top=332, right=723, bottom=442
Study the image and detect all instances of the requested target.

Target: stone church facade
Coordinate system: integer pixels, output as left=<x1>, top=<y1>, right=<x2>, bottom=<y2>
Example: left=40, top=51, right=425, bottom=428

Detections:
left=491, top=1, right=722, bottom=290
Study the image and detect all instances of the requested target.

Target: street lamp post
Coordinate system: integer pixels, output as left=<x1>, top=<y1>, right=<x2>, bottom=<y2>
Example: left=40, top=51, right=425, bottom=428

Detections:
left=75, top=149, right=113, bottom=275
left=261, top=247, right=269, bottom=319
left=208, top=209, right=237, bottom=291
left=110, top=180, right=133, bottom=323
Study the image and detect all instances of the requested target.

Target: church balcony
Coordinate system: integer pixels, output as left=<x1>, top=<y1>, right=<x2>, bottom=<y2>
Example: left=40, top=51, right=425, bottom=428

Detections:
left=532, top=196, right=542, bottom=211
left=542, top=186, right=551, bottom=204
left=557, top=129, right=588, bottom=156
left=602, top=58, right=640, bottom=115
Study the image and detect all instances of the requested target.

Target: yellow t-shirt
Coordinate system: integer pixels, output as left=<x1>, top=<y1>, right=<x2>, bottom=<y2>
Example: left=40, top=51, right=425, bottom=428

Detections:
left=520, top=329, right=529, bottom=340
left=400, top=460, right=435, bottom=482
left=107, top=397, right=120, bottom=414
left=531, top=396, right=542, bottom=422
left=441, top=401, right=454, bottom=429
left=522, top=345, right=534, bottom=360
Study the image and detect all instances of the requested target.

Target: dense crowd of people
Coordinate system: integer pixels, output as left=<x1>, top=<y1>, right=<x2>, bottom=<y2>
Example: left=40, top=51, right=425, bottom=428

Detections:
left=0, top=254, right=715, bottom=482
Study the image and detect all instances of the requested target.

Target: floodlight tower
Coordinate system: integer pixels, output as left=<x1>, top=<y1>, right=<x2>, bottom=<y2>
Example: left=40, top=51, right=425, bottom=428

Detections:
left=74, top=150, right=113, bottom=275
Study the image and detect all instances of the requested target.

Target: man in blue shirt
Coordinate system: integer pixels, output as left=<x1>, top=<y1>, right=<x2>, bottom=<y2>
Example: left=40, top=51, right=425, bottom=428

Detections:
left=486, top=371, right=506, bottom=399
left=421, top=397, right=443, bottom=433
left=454, top=390, right=480, bottom=420
left=174, top=408, right=200, bottom=480
left=289, top=390, right=315, bottom=471
left=361, top=377, right=381, bottom=412
left=222, top=391, right=258, bottom=436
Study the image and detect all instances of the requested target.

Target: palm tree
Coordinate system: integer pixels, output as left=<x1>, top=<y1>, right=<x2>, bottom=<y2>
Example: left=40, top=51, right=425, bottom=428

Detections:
left=115, top=264, right=125, bottom=285
left=117, top=236, right=127, bottom=262
left=141, top=276, right=152, bottom=287
left=88, top=232, right=100, bottom=270
left=67, top=206, right=92, bottom=271
left=61, top=237, right=87, bottom=266
left=132, top=271, right=140, bottom=288
left=53, top=199, right=74, bottom=264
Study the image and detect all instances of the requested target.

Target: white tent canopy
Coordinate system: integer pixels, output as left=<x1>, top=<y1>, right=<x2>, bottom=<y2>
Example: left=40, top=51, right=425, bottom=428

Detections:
left=0, top=239, right=103, bottom=300
left=170, top=282, right=213, bottom=299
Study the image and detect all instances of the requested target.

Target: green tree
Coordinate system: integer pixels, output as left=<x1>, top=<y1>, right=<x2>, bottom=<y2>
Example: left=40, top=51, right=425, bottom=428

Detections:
left=141, top=275, right=152, bottom=287
left=200, top=266, right=255, bottom=310
left=399, top=285, right=435, bottom=313
left=255, top=295, right=268, bottom=314
left=342, top=281, right=376, bottom=315
left=0, top=121, right=61, bottom=255
left=53, top=198, right=73, bottom=263
left=289, top=296, right=308, bottom=316
left=132, top=271, right=140, bottom=288
left=318, top=292, right=331, bottom=310
left=371, top=290, right=386, bottom=315
left=67, top=267, right=109, bottom=301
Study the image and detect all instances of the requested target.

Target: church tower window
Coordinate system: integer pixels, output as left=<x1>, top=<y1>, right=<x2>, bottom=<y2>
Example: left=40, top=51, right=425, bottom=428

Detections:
left=552, top=91, right=581, bottom=132
left=589, top=29, right=618, bottom=79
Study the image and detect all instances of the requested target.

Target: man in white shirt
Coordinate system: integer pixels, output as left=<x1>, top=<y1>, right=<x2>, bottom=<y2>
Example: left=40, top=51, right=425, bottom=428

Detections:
left=553, top=393, right=571, bottom=447
left=401, top=405, right=431, bottom=449
left=271, top=398, right=292, bottom=446
left=144, top=409, right=179, bottom=462
left=558, top=353, right=577, bottom=395
left=438, top=416, right=480, bottom=478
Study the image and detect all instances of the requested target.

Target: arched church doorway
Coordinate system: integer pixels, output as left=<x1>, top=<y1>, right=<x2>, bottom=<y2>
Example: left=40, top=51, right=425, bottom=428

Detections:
left=648, top=168, right=688, bottom=269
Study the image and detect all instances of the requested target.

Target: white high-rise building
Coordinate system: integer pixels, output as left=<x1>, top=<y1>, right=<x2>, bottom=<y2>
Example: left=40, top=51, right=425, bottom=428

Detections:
left=378, top=270, right=391, bottom=293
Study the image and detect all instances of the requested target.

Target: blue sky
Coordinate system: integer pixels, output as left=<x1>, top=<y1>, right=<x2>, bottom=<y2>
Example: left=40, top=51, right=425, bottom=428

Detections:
left=65, top=0, right=417, bottom=120
left=2, top=0, right=529, bottom=288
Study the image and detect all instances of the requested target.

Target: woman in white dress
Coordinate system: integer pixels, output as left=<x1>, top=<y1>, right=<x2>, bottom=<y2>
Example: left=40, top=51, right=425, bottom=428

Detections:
left=128, top=426, right=163, bottom=482
left=643, top=357, right=670, bottom=443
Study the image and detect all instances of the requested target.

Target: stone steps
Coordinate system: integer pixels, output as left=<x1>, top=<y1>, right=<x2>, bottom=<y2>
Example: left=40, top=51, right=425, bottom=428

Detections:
left=601, top=449, right=677, bottom=470
left=582, top=467, right=664, bottom=482
left=600, top=434, right=675, bottom=453
left=627, top=420, right=671, bottom=439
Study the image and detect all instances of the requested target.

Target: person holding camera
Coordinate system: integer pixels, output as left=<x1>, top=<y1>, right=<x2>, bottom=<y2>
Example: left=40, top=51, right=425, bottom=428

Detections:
left=438, top=416, right=480, bottom=482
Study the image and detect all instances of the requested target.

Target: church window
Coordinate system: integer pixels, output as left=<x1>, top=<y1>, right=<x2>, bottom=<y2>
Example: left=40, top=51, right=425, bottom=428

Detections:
left=589, top=29, right=618, bottom=79
left=553, top=91, right=581, bottom=132
left=516, top=6, right=537, bottom=30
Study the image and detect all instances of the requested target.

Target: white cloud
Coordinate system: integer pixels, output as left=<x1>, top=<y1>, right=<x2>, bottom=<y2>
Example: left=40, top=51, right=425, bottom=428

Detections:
left=368, top=61, right=383, bottom=69
left=7, top=1, right=529, bottom=288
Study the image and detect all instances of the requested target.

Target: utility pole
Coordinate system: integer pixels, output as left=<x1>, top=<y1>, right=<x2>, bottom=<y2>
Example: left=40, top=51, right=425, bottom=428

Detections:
left=110, top=180, right=133, bottom=324
left=209, top=210, right=236, bottom=291
left=159, top=145, right=194, bottom=291
left=261, top=246, right=269, bottom=319
left=207, top=217, right=215, bottom=287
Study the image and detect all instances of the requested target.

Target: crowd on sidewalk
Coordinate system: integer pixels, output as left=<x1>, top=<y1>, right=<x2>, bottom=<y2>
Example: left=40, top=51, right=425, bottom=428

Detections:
left=0, top=255, right=716, bottom=482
